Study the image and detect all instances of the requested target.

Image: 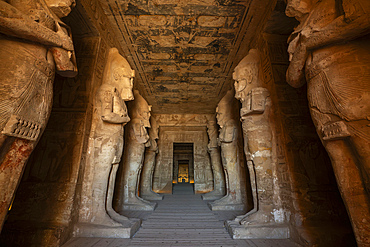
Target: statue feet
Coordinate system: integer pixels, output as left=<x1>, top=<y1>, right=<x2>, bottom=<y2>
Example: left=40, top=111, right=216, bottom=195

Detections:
left=107, top=208, right=132, bottom=224
left=91, top=213, right=125, bottom=227
left=201, top=189, right=225, bottom=200
left=225, top=207, right=289, bottom=239
left=122, top=195, right=157, bottom=211
left=235, top=207, right=273, bottom=226
left=208, top=194, right=245, bottom=211
left=141, top=190, right=163, bottom=201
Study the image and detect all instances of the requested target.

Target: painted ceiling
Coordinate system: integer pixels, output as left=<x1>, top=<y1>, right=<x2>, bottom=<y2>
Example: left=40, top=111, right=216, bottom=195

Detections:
left=98, top=0, right=283, bottom=114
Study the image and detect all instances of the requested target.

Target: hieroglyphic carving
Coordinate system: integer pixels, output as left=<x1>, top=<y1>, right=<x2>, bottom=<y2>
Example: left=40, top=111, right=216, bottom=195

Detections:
left=286, top=0, right=370, bottom=245
left=155, top=114, right=212, bottom=127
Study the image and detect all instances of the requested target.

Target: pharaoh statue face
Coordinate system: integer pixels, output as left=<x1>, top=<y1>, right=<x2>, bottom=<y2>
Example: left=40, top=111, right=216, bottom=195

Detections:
left=207, top=119, right=217, bottom=137
left=114, top=68, right=134, bottom=101
left=216, top=106, right=227, bottom=128
left=216, top=90, right=234, bottom=128
left=45, top=0, right=76, bottom=18
left=285, top=0, right=312, bottom=20
left=149, top=117, right=159, bottom=140
left=233, top=67, right=253, bottom=102
left=132, top=90, right=151, bottom=127
left=233, top=49, right=260, bottom=102
left=141, top=105, right=151, bottom=128
left=106, top=48, right=135, bottom=101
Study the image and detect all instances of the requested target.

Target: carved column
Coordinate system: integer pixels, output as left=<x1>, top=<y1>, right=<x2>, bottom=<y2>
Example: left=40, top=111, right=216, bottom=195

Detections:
left=75, top=48, right=140, bottom=238
left=140, top=117, right=163, bottom=200
left=202, top=116, right=225, bottom=200
left=285, top=1, right=370, bottom=245
left=208, top=90, right=246, bottom=211
left=115, top=90, right=156, bottom=211
left=226, top=49, right=289, bottom=239
left=0, top=0, right=77, bottom=232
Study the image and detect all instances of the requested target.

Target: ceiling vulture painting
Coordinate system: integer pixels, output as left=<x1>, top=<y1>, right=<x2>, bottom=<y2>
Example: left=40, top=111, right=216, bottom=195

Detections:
left=100, top=0, right=277, bottom=113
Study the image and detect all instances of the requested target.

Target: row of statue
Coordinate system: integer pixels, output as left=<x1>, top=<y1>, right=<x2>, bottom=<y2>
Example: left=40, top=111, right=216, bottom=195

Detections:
left=202, top=49, right=280, bottom=235
left=205, top=2, right=370, bottom=246
left=74, top=48, right=165, bottom=236
left=0, top=0, right=368, bottom=245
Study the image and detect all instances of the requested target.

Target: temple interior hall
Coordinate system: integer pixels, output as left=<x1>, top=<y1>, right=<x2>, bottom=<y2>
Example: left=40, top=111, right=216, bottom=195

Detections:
left=0, top=0, right=369, bottom=246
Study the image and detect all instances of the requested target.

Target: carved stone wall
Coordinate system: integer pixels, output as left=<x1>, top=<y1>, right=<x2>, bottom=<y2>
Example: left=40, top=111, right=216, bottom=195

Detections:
left=152, top=114, right=214, bottom=194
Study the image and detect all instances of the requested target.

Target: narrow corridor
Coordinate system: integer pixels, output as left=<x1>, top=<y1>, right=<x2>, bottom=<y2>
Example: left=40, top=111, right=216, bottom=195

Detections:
left=63, top=184, right=300, bottom=247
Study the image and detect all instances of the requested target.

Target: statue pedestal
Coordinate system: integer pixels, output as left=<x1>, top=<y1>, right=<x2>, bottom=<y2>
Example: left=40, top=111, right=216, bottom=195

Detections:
left=141, top=192, right=163, bottom=201
left=122, top=199, right=157, bottom=211
left=226, top=220, right=289, bottom=239
left=208, top=201, right=245, bottom=211
left=74, top=219, right=141, bottom=238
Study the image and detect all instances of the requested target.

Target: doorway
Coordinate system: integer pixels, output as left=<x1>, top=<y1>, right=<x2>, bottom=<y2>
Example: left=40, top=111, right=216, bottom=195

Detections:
left=178, top=161, right=189, bottom=183
left=173, top=143, right=194, bottom=184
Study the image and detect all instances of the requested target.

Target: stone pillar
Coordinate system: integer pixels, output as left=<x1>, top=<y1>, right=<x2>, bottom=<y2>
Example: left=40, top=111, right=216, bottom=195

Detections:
left=0, top=0, right=77, bottom=232
left=75, top=48, right=140, bottom=238
left=140, top=117, right=163, bottom=200
left=115, top=90, right=156, bottom=211
left=208, top=90, right=246, bottom=211
left=285, top=1, right=370, bottom=246
left=202, top=115, right=226, bottom=200
left=226, top=49, right=289, bottom=239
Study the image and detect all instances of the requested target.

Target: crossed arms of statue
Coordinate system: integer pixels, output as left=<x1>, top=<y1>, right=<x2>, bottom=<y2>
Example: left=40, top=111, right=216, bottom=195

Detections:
left=0, top=0, right=73, bottom=51
left=101, top=87, right=130, bottom=124
left=287, top=0, right=370, bottom=88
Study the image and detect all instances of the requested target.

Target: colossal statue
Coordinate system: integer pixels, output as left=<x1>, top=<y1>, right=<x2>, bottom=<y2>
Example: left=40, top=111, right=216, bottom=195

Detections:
left=202, top=115, right=226, bottom=200
left=140, top=117, right=163, bottom=201
left=0, top=0, right=77, bottom=231
left=285, top=0, right=370, bottom=245
left=75, top=48, right=140, bottom=237
left=208, top=90, right=246, bottom=211
left=227, top=49, right=288, bottom=238
left=115, top=90, right=156, bottom=211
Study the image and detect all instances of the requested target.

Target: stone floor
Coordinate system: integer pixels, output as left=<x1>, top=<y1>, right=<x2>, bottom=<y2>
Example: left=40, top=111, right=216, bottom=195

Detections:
left=63, top=184, right=301, bottom=247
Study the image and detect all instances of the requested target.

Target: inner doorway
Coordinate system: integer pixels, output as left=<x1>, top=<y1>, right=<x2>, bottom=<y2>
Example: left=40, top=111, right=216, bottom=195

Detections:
left=173, top=143, right=194, bottom=184
left=178, top=161, right=189, bottom=183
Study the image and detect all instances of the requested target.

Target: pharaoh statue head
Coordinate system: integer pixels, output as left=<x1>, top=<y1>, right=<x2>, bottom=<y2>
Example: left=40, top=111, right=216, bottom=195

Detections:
left=233, top=49, right=261, bottom=102
left=103, top=48, right=135, bottom=101
left=148, top=117, right=159, bottom=140
left=216, top=90, right=236, bottom=128
left=45, top=0, right=76, bottom=18
left=131, top=90, right=151, bottom=127
left=206, top=115, right=219, bottom=148
left=285, top=0, right=313, bottom=21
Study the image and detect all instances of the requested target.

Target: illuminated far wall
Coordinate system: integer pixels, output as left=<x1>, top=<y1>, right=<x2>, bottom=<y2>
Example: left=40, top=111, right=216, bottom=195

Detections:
left=152, top=125, right=214, bottom=194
